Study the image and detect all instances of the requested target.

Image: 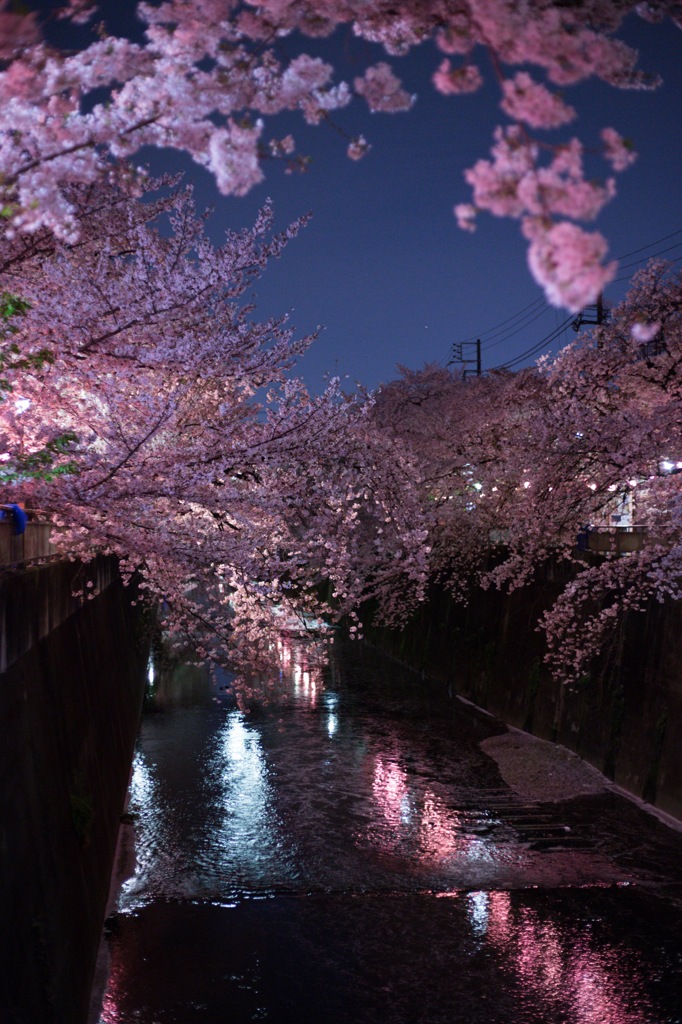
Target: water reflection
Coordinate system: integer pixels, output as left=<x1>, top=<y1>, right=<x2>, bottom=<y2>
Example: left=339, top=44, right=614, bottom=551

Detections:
left=482, top=891, right=655, bottom=1023
left=467, top=890, right=490, bottom=937
left=207, top=712, right=296, bottom=883
left=280, top=637, right=322, bottom=709
left=99, top=641, right=682, bottom=1023
left=372, top=756, right=410, bottom=825
left=364, top=750, right=500, bottom=875
left=119, top=750, right=186, bottom=907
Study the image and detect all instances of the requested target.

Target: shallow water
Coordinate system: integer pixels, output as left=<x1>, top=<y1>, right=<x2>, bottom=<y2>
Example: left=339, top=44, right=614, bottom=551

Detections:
left=98, top=641, right=682, bottom=1023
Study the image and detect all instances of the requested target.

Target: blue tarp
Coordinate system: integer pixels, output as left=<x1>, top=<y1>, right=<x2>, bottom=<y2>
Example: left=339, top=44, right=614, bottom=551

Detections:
left=0, top=503, right=28, bottom=535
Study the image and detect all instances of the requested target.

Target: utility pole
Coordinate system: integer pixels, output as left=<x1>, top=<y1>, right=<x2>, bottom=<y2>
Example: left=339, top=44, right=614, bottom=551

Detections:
left=449, top=338, right=482, bottom=379
left=571, top=293, right=608, bottom=332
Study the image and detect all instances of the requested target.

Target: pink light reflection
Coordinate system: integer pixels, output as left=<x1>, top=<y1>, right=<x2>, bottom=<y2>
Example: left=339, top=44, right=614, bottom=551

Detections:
left=369, top=757, right=486, bottom=868
left=418, top=790, right=464, bottom=863
left=372, top=756, right=409, bottom=825
left=486, top=891, right=653, bottom=1023
left=97, top=957, right=126, bottom=1023
left=277, top=637, right=321, bottom=707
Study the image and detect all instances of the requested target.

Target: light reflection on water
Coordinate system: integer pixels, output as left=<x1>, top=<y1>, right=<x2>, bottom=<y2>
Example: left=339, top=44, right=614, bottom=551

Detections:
left=481, top=891, right=657, bottom=1024
left=208, top=712, right=295, bottom=882
left=100, top=640, right=682, bottom=1023
left=368, top=754, right=496, bottom=871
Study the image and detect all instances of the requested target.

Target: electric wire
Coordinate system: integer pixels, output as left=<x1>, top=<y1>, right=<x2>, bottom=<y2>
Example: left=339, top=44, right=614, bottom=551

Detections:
left=481, top=301, right=554, bottom=350
left=614, top=227, right=682, bottom=262
left=491, top=315, right=574, bottom=371
left=614, top=240, right=682, bottom=276
left=610, top=253, right=679, bottom=286
left=458, top=226, right=682, bottom=372
left=455, top=295, right=546, bottom=345
left=459, top=226, right=682, bottom=355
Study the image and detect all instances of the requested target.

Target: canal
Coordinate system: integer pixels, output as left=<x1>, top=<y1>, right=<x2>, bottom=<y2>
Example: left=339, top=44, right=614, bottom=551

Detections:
left=96, top=639, right=682, bottom=1023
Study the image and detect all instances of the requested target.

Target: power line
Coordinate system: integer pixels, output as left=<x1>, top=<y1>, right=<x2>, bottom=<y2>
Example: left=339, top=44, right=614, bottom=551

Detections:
left=610, top=252, right=679, bottom=288
left=614, top=227, right=682, bottom=262
left=455, top=227, right=682, bottom=353
left=450, top=224, right=682, bottom=373
left=491, top=315, right=574, bottom=371
left=457, top=295, right=547, bottom=345
left=616, top=239, right=682, bottom=274
left=481, top=301, right=554, bottom=350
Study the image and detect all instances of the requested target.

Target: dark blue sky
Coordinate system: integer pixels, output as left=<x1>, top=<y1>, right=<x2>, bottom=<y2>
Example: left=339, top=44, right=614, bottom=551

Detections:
left=55, top=6, right=682, bottom=392
left=186, top=15, right=682, bottom=392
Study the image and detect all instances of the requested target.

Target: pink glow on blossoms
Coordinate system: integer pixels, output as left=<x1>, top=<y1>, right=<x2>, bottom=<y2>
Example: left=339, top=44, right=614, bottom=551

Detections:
left=0, top=179, right=431, bottom=693
left=454, top=202, right=477, bottom=231
left=0, top=17, right=39, bottom=59
left=56, top=0, right=97, bottom=25
left=462, top=126, right=619, bottom=297
left=525, top=219, right=616, bottom=311
left=432, top=60, right=483, bottom=95
left=374, top=262, right=682, bottom=684
left=354, top=62, right=415, bottom=112
left=501, top=72, right=577, bottom=129
left=464, top=126, right=537, bottom=219
left=631, top=320, right=661, bottom=342
left=0, top=0, right=663, bottom=307
left=516, top=140, right=617, bottom=222
left=269, top=134, right=295, bottom=157
left=207, top=120, right=264, bottom=196
left=347, top=135, right=371, bottom=160
left=601, top=127, right=638, bottom=171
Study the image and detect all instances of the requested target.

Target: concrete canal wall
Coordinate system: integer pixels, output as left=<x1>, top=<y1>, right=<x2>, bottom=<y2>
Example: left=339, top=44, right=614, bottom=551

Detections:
left=366, top=565, right=682, bottom=823
left=0, top=558, right=148, bottom=1024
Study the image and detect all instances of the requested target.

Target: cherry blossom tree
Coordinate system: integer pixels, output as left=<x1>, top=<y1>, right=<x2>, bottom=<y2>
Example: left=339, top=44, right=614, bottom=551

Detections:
left=0, top=177, right=429, bottom=691
left=374, top=261, right=682, bottom=681
left=1, top=1, right=680, bottom=688
left=536, top=260, right=682, bottom=679
left=373, top=362, right=507, bottom=599
left=374, top=361, right=554, bottom=593
left=0, top=0, right=679, bottom=310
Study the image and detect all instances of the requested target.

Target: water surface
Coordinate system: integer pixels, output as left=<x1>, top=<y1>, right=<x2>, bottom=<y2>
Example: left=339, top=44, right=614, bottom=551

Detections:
left=98, top=641, right=682, bottom=1023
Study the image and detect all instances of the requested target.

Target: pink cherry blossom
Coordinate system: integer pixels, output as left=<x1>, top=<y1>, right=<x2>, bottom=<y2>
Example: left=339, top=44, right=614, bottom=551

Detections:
left=206, top=120, right=264, bottom=196
left=631, top=321, right=661, bottom=342
left=354, top=62, right=415, bottom=112
left=524, top=220, right=617, bottom=311
left=454, top=202, right=477, bottom=231
left=601, top=127, right=638, bottom=171
left=0, top=0, right=670, bottom=308
left=432, top=60, right=483, bottom=95
left=374, top=259, right=682, bottom=682
left=500, top=72, right=576, bottom=129
left=464, top=126, right=538, bottom=220
left=0, top=178, right=430, bottom=692
left=347, top=135, right=370, bottom=160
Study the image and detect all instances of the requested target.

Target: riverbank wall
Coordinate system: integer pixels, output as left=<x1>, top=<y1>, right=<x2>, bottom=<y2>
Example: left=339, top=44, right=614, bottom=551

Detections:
left=365, top=565, right=682, bottom=822
left=0, top=558, right=149, bottom=1024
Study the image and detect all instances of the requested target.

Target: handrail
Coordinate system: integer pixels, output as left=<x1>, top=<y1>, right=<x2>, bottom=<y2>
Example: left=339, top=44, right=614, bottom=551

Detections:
left=582, top=525, right=647, bottom=554
left=0, top=521, right=56, bottom=567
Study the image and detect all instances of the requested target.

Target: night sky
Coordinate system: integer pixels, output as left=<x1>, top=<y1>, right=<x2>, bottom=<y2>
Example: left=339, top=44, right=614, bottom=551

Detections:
left=52, top=6, right=682, bottom=392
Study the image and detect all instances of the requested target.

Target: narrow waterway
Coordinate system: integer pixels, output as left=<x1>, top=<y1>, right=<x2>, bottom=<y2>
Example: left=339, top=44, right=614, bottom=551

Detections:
left=97, top=640, right=682, bottom=1023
